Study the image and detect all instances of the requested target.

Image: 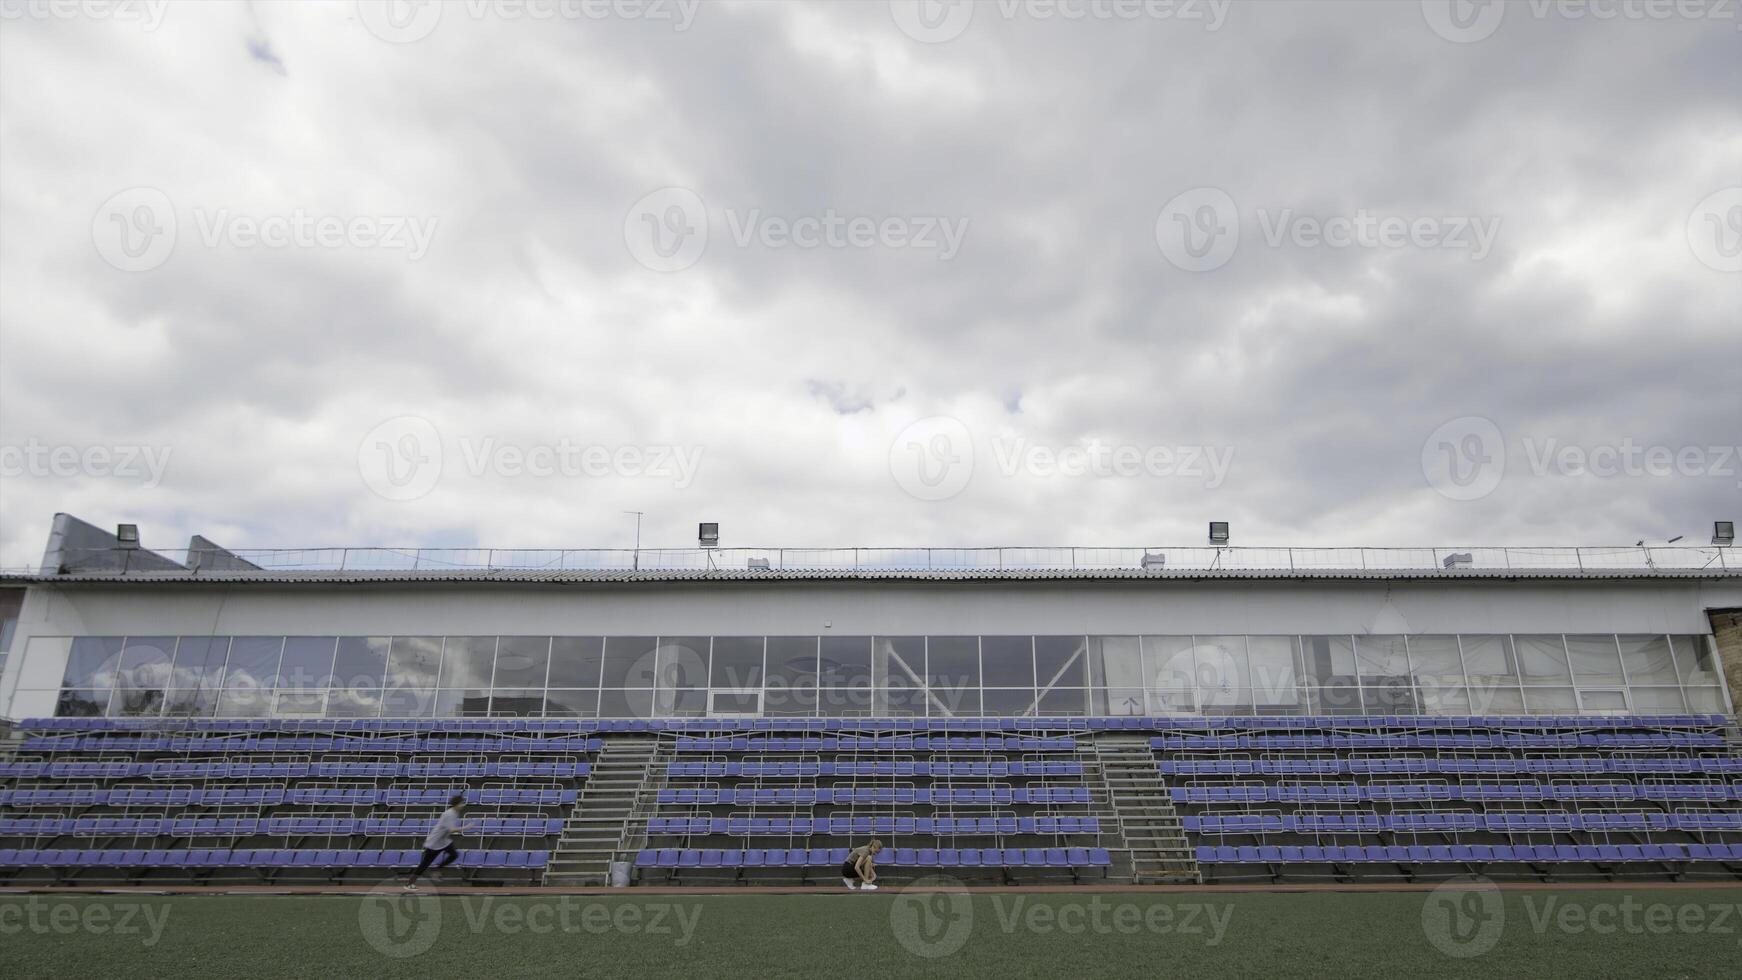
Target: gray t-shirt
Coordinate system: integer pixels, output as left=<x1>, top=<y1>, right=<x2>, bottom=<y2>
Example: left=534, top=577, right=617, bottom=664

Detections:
left=425, top=808, right=464, bottom=850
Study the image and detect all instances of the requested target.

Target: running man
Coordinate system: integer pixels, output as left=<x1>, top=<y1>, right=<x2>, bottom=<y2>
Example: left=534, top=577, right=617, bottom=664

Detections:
left=841, top=838, right=883, bottom=891
left=406, top=793, right=477, bottom=890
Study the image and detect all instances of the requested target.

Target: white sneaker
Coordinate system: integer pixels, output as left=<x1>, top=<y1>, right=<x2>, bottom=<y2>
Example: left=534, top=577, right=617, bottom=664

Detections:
left=404, top=883, right=418, bottom=891
left=842, top=878, right=858, bottom=890
left=860, top=883, right=878, bottom=891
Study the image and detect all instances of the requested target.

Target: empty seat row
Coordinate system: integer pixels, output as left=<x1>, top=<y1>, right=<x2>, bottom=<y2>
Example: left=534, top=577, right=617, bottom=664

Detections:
left=634, top=846, right=1113, bottom=869
left=22, top=736, right=602, bottom=754
left=655, top=787, right=1093, bottom=805
left=1196, top=843, right=1742, bottom=864
left=1158, top=758, right=1742, bottom=776
left=1171, top=783, right=1742, bottom=804
left=1181, top=812, right=1742, bottom=834
left=646, top=816, right=1101, bottom=835
left=0, top=816, right=565, bottom=837
left=666, top=762, right=1083, bottom=778
left=26, top=715, right=1729, bottom=734
left=0, top=787, right=580, bottom=807
left=1152, top=734, right=1726, bottom=751
left=674, top=737, right=1076, bottom=752
left=0, top=761, right=590, bottom=779
left=0, top=848, right=547, bottom=870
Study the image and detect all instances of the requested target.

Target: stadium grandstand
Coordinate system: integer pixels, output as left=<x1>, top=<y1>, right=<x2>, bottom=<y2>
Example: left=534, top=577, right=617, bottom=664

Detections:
left=1, top=513, right=1739, bottom=888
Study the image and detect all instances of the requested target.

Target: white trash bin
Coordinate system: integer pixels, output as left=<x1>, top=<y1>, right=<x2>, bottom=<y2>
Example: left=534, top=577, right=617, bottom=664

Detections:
left=609, top=860, right=631, bottom=888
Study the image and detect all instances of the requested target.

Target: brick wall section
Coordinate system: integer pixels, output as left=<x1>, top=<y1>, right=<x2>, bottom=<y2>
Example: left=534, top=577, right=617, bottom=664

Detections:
left=1710, top=610, right=1742, bottom=714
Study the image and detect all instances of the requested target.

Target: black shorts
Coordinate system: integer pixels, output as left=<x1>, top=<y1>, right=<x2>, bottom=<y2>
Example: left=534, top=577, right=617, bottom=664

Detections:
left=841, top=859, right=862, bottom=880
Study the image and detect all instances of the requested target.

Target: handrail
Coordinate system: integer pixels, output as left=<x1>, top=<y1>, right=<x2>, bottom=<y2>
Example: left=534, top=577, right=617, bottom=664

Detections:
left=10, top=544, right=1736, bottom=575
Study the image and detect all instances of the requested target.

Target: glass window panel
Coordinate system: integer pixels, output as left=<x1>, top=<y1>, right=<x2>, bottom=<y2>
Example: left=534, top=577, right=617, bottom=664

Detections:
left=1034, top=636, right=1087, bottom=688
left=274, top=691, right=327, bottom=716
left=1089, top=636, right=1143, bottom=689
left=1407, top=636, right=1464, bottom=681
left=880, top=687, right=927, bottom=717
left=62, top=637, right=124, bottom=694
left=1308, top=685, right=1363, bottom=716
left=277, top=637, right=337, bottom=689
left=1671, top=635, right=1721, bottom=687
left=709, top=690, right=762, bottom=715
left=1192, top=636, right=1250, bottom=706
left=1355, top=635, right=1409, bottom=678
left=544, top=689, right=600, bottom=718
left=597, top=689, right=640, bottom=719
left=651, top=687, right=707, bottom=717
left=819, top=685, right=874, bottom=716
left=325, top=688, right=382, bottom=718
left=1296, top=635, right=1357, bottom=685
left=214, top=686, right=273, bottom=718
left=1246, top=636, right=1300, bottom=705
left=656, top=637, right=709, bottom=691
left=1617, top=635, right=1677, bottom=682
left=1459, top=635, right=1518, bottom=680
left=1036, top=687, right=1088, bottom=715
left=925, top=637, right=980, bottom=691
left=980, top=636, right=1035, bottom=687
left=1360, top=678, right=1417, bottom=714
left=1684, top=687, right=1726, bottom=712
left=710, top=637, right=765, bottom=689
left=1418, top=685, right=1471, bottom=715
left=981, top=688, right=1036, bottom=716
left=488, top=689, right=545, bottom=717
left=380, top=688, right=438, bottom=718
left=333, top=637, right=390, bottom=692
left=386, top=637, right=444, bottom=690
left=169, top=637, right=229, bottom=690
left=600, top=637, right=656, bottom=688
left=1522, top=687, right=1577, bottom=712
left=763, top=683, right=817, bottom=717
left=548, top=637, right=604, bottom=687
left=1143, top=636, right=1195, bottom=689
left=439, top=637, right=496, bottom=690
left=1096, top=687, right=1146, bottom=715
left=161, top=689, right=219, bottom=718
left=873, top=636, right=925, bottom=689
left=493, top=636, right=551, bottom=688
left=1466, top=683, right=1525, bottom=714
left=434, top=689, right=491, bottom=717
left=1577, top=690, right=1629, bottom=712
left=114, top=636, right=175, bottom=707
left=821, top=636, right=873, bottom=690
left=1629, top=686, right=1686, bottom=712
left=1514, top=635, right=1572, bottom=685
left=1565, top=635, right=1623, bottom=683
left=1147, top=689, right=1197, bottom=714
left=929, top=685, right=980, bottom=718
left=765, top=636, right=819, bottom=686
left=57, top=688, right=109, bottom=716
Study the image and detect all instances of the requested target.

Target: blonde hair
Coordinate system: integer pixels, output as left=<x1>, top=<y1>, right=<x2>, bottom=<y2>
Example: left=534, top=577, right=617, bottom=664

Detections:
left=869, top=838, right=884, bottom=849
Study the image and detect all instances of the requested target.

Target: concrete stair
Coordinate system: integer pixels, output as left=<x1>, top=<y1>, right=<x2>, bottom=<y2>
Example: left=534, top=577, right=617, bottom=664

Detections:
left=542, top=733, right=667, bottom=885
left=1092, top=733, right=1198, bottom=884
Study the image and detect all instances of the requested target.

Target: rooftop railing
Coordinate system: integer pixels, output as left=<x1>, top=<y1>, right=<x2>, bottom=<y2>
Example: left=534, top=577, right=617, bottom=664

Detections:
left=14, top=545, right=1739, bottom=575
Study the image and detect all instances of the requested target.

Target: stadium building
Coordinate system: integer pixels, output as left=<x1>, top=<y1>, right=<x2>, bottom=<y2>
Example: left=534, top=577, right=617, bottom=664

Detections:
left=0, top=513, right=1739, bottom=886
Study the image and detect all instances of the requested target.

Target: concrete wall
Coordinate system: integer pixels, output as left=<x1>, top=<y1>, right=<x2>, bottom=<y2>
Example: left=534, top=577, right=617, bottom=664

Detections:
left=1712, top=609, right=1742, bottom=712
left=4, top=576, right=1739, bottom=719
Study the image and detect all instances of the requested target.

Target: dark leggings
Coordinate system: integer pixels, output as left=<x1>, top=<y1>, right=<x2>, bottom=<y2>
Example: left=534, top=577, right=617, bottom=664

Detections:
left=412, top=845, right=459, bottom=877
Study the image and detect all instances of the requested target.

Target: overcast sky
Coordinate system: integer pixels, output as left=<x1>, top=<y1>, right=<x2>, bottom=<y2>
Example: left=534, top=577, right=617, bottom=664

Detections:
left=0, top=0, right=1737, bottom=568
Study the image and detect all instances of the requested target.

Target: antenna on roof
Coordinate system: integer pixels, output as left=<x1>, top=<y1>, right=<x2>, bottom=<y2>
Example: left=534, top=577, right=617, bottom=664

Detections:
left=623, top=511, right=644, bottom=571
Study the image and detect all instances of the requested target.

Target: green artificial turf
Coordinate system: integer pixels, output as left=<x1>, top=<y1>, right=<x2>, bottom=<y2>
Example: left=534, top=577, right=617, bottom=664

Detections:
left=3, top=886, right=1739, bottom=979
